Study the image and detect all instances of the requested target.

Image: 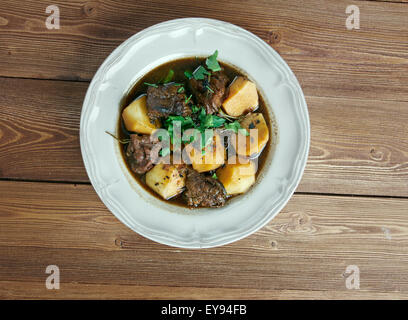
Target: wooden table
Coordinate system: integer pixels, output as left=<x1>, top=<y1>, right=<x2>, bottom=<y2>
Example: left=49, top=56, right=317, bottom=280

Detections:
left=0, top=0, right=407, bottom=300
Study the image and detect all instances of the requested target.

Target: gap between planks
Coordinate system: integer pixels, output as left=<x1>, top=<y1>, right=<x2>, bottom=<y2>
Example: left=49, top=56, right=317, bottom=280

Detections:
left=1, top=177, right=408, bottom=200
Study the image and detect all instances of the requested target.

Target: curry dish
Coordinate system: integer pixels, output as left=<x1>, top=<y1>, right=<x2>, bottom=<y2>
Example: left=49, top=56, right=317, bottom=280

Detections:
left=114, top=51, right=273, bottom=208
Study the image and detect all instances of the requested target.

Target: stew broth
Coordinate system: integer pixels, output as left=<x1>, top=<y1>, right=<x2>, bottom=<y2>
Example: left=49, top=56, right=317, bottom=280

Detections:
left=118, top=57, right=273, bottom=208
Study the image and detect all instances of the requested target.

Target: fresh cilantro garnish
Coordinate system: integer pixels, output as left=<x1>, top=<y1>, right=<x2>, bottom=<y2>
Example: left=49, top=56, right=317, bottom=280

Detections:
left=177, top=86, right=185, bottom=93
left=224, top=120, right=250, bottom=136
left=159, top=147, right=171, bottom=157
left=184, top=70, right=193, bottom=79
left=144, top=82, right=158, bottom=88
left=206, top=50, right=221, bottom=72
left=192, top=65, right=210, bottom=80
left=165, top=115, right=195, bottom=129
left=162, top=69, right=174, bottom=84
left=206, top=85, right=214, bottom=93
left=202, top=130, right=214, bottom=149
left=199, top=108, right=226, bottom=129
left=191, top=105, right=200, bottom=113
left=185, top=94, right=192, bottom=104
left=212, top=173, right=218, bottom=179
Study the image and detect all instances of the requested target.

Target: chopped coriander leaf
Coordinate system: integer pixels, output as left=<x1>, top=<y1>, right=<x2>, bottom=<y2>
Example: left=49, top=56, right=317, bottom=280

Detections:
left=159, top=147, right=170, bottom=157
left=184, top=70, right=193, bottom=79
left=205, top=50, right=221, bottom=72
left=144, top=82, right=158, bottom=88
left=206, top=85, right=214, bottom=93
left=192, top=65, right=210, bottom=80
left=203, top=131, right=214, bottom=148
left=238, top=128, right=250, bottom=136
left=212, top=173, right=218, bottom=179
left=172, top=83, right=184, bottom=86
left=224, top=120, right=249, bottom=136
left=165, top=115, right=195, bottom=129
left=185, top=94, right=192, bottom=104
left=191, top=105, right=200, bottom=113
left=162, top=69, right=174, bottom=83
left=177, top=86, right=185, bottom=93
left=199, top=108, right=226, bottom=129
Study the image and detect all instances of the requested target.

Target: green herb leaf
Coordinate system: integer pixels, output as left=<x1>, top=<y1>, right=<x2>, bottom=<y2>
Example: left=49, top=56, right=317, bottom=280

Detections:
left=177, top=86, right=185, bottom=93
left=205, top=50, right=221, bottom=72
left=162, top=69, right=174, bottom=84
left=159, top=147, right=171, bottom=157
left=165, top=115, right=195, bottom=129
left=206, top=85, right=214, bottom=93
left=212, top=173, right=218, bottom=179
left=193, top=65, right=210, bottom=80
left=191, top=105, right=200, bottom=113
left=184, top=70, right=193, bottom=79
left=199, top=109, right=226, bottom=130
left=238, top=128, right=250, bottom=136
left=144, top=82, right=158, bottom=88
left=185, top=94, right=192, bottom=104
left=224, top=121, right=249, bottom=136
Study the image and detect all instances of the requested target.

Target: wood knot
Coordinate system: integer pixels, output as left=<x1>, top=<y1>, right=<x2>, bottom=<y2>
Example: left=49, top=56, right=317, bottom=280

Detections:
left=83, top=2, right=98, bottom=17
left=369, top=147, right=384, bottom=161
left=270, top=240, right=278, bottom=249
left=286, top=212, right=314, bottom=233
left=268, top=30, right=281, bottom=44
left=115, top=238, right=124, bottom=248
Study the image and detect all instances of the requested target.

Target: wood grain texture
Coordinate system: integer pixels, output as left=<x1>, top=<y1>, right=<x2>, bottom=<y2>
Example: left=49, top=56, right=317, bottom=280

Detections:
left=1, top=78, right=407, bottom=196
left=3, top=282, right=408, bottom=300
left=1, top=180, right=408, bottom=299
left=0, top=78, right=87, bottom=182
left=0, top=0, right=407, bottom=101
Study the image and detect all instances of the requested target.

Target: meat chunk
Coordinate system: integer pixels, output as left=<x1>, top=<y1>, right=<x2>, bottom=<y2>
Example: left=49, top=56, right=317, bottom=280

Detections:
left=189, top=71, right=229, bottom=114
left=146, top=84, right=192, bottom=122
left=125, top=134, right=160, bottom=174
left=183, top=167, right=227, bottom=207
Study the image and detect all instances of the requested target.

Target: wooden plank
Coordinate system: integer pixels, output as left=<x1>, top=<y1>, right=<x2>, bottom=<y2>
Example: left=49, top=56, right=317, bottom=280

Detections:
left=297, top=95, right=408, bottom=196
left=0, top=0, right=407, bottom=101
left=1, top=78, right=407, bottom=196
left=2, top=281, right=408, bottom=300
left=0, top=78, right=87, bottom=182
left=1, top=180, right=408, bottom=299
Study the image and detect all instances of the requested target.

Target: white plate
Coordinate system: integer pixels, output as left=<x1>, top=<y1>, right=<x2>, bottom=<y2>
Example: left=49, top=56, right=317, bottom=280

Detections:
left=80, top=18, right=310, bottom=248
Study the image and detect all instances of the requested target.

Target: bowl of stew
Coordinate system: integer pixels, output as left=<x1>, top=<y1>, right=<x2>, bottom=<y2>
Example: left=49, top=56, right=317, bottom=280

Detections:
left=80, top=18, right=310, bottom=248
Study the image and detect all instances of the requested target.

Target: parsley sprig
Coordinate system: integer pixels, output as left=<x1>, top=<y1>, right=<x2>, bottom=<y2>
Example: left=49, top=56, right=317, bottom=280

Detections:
left=206, top=50, right=221, bottom=72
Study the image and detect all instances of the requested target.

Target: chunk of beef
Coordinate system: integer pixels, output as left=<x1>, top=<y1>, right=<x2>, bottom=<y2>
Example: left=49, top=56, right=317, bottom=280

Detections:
left=189, top=71, right=229, bottom=114
left=146, top=84, right=192, bottom=122
left=183, top=167, right=227, bottom=207
left=125, top=134, right=160, bottom=175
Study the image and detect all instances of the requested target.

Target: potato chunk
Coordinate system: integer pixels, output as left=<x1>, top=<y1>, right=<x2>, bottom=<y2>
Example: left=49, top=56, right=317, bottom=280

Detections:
left=145, top=163, right=186, bottom=200
left=232, top=113, right=269, bottom=157
left=216, top=161, right=256, bottom=195
left=222, top=77, right=258, bottom=117
left=186, top=133, right=226, bottom=173
left=122, top=95, right=159, bottom=134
